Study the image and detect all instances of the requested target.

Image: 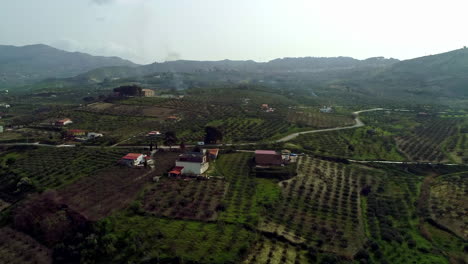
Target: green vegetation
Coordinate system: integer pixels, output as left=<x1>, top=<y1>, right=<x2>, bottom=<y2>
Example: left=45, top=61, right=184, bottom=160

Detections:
left=291, top=127, right=405, bottom=161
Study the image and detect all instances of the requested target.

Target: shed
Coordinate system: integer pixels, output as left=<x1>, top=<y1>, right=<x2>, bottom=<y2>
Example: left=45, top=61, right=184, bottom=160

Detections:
left=255, top=150, right=283, bottom=166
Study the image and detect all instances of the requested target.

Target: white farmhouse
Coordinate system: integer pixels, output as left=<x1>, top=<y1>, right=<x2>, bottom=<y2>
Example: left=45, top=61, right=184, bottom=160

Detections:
left=175, top=151, right=209, bottom=175
left=119, top=153, right=145, bottom=167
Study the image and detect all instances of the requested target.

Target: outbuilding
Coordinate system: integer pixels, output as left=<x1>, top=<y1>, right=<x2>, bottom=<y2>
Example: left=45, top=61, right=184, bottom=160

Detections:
left=255, top=150, right=283, bottom=166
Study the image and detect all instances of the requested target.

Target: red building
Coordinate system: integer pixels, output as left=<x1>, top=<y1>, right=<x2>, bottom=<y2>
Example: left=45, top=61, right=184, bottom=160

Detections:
left=255, top=150, right=283, bottom=166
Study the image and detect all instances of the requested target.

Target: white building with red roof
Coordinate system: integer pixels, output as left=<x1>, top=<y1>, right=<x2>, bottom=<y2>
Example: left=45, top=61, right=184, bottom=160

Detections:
left=119, top=153, right=145, bottom=167
left=55, top=118, right=73, bottom=126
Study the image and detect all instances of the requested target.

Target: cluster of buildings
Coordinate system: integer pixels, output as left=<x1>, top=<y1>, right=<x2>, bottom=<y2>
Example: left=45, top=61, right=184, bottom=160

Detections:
left=66, top=129, right=103, bottom=141
left=319, top=106, right=333, bottom=113
left=169, top=148, right=219, bottom=177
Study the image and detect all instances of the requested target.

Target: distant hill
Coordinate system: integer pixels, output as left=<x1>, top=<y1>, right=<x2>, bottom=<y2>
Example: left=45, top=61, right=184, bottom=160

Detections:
left=73, top=56, right=398, bottom=82
left=0, top=44, right=138, bottom=87
left=367, top=48, right=468, bottom=97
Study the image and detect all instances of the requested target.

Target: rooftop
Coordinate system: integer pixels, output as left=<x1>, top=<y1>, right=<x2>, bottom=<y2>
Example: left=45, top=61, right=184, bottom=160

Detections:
left=122, top=153, right=143, bottom=160
left=255, top=150, right=278, bottom=155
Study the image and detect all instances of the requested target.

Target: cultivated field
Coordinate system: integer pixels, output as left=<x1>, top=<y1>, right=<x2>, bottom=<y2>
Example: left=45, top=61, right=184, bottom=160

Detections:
left=83, top=102, right=176, bottom=118
left=56, top=151, right=179, bottom=221
left=56, top=167, right=151, bottom=221
left=396, top=119, right=459, bottom=162
left=143, top=178, right=226, bottom=221
left=291, top=127, right=405, bottom=161
left=427, top=172, right=467, bottom=239
left=259, top=156, right=373, bottom=257
left=286, top=109, right=355, bottom=128
left=242, top=236, right=311, bottom=264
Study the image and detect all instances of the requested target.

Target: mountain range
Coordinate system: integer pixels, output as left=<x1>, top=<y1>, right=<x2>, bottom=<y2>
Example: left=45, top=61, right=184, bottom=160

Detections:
left=0, top=44, right=137, bottom=87
left=1, top=44, right=467, bottom=98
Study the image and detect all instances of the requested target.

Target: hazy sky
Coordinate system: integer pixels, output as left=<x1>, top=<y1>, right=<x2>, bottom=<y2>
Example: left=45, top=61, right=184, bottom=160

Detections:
left=1, top=0, right=467, bottom=64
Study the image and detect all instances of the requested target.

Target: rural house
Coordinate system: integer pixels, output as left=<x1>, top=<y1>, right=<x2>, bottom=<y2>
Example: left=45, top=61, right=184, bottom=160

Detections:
left=173, top=150, right=209, bottom=175
left=142, top=89, right=155, bottom=97
left=66, top=129, right=86, bottom=137
left=55, top=118, right=73, bottom=126
left=87, top=132, right=103, bottom=139
left=255, top=150, right=283, bottom=166
left=119, top=153, right=146, bottom=167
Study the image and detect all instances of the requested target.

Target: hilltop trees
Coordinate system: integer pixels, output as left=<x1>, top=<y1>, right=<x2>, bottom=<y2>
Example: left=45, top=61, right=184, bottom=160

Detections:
left=113, top=85, right=142, bottom=97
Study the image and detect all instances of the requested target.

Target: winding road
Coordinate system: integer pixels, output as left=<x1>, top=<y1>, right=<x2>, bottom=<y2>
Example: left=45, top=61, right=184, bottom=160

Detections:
left=275, top=108, right=384, bottom=142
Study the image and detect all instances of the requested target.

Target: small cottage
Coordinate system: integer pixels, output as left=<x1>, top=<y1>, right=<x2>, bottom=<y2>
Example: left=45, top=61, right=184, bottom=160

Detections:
left=119, top=153, right=145, bottom=167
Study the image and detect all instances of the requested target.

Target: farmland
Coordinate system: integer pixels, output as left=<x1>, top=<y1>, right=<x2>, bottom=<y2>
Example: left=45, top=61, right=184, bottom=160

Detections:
left=0, top=147, right=130, bottom=202
left=290, top=127, right=405, bottom=161
left=0, top=86, right=466, bottom=263
left=396, top=119, right=460, bottom=162
left=259, top=157, right=375, bottom=257
left=426, top=172, right=467, bottom=239
left=143, top=178, right=226, bottom=221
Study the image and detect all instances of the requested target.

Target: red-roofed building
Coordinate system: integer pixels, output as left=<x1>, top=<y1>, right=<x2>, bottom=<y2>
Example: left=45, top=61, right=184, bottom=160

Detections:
left=55, top=118, right=73, bottom=126
left=255, top=150, right=283, bottom=166
left=119, top=153, right=145, bottom=167
left=208, top=149, right=219, bottom=160
left=168, top=166, right=185, bottom=176
left=66, top=129, right=86, bottom=137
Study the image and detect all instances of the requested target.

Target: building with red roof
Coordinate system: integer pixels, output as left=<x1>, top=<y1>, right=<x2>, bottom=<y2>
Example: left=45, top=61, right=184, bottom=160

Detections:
left=168, top=166, right=185, bottom=176
left=119, top=153, right=145, bottom=167
left=66, top=129, right=86, bottom=137
left=55, top=118, right=73, bottom=126
left=255, top=150, right=283, bottom=166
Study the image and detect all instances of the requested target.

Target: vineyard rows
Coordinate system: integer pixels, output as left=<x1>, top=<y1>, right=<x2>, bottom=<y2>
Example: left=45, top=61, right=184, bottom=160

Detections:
left=143, top=178, right=226, bottom=221
left=10, top=148, right=129, bottom=189
left=396, top=119, right=459, bottom=162
left=427, top=172, right=467, bottom=239
left=242, top=236, right=310, bottom=264
left=260, top=156, right=376, bottom=257
left=286, top=110, right=354, bottom=129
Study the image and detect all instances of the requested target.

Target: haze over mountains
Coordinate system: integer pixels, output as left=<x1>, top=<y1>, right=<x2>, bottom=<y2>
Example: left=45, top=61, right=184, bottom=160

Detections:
left=0, top=44, right=137, bottom=87
left=1, top=44, right=468, bottom=98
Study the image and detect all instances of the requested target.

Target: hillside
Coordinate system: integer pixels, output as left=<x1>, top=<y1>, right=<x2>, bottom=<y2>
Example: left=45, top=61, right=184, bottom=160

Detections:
left=0, top=44, right=138, bottom=87
left=367, top=48, right=468, bottom=97
left=74, top=56, right=398, bottom=82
